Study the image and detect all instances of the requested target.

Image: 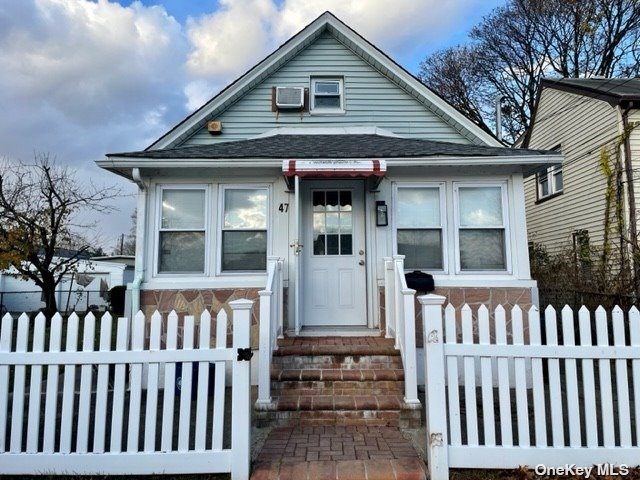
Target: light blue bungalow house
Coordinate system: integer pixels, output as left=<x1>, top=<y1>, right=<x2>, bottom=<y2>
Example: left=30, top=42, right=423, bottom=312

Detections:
left=98, top=12, right=560, bottom=426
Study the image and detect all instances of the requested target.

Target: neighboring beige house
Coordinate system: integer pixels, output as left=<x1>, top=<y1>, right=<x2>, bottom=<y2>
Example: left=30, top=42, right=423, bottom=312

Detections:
left=522, top=78, right=640, bottom=253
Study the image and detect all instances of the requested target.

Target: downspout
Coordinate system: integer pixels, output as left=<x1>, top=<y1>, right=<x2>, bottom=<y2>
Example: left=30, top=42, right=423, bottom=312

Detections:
left=131, top=168, right=147, bottom=316
left=621, top=103, right=639, bottom=298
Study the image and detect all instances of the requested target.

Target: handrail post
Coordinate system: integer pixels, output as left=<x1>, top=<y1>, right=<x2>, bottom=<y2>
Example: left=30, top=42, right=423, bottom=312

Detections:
left=277, top=260, right=284, bottom=339
left=391, top=255, right=419, bottom=406
left=383, top=258, right=395, bottom=339
left=392, top=255, right=405, bottom=351
left=419, top=294, right=448, bottom=480
left=257, top=257, right=280, bottom=408
left=402, top=287, right=419, bottom=406
left=230, top=299, right=253, bottom=480
left=257, top=289, right=272, bottom=406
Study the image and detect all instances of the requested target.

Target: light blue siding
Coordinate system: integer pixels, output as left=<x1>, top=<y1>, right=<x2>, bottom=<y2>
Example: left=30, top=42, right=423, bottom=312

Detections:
left=180, top=32, right=471, bottom=147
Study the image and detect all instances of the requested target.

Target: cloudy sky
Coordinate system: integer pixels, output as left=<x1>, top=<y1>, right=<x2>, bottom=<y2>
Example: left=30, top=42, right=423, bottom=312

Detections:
left=0, top=0, right=504, bottom=252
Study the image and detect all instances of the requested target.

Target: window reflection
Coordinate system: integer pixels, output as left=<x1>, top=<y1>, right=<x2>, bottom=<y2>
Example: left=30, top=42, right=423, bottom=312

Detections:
left=224, top=189, right=267, bottom=229
left=397, top=188, right=440, bottom=228
left=459, top=187, right=503, bottom=227
left=161, top=190, right=205, bottom=230
left=222, top=188, right=268, bottom=271
left=396, top=187, right=443, bottom=270
left=457, top=186, right=506, bottom=271
left=159, top=189, right=206, bottom=273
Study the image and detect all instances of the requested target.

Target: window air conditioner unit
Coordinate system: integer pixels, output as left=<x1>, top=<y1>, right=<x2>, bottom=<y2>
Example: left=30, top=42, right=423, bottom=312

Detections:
left=275, top=87, right=304, bottom=109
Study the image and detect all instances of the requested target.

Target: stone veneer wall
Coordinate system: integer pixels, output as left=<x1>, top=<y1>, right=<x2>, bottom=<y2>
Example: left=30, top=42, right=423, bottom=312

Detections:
left=378, top=287, right=533, bottom=348
left=141, top=286, right=531, bottom=350
left=140, top=288, right=261, bottom=349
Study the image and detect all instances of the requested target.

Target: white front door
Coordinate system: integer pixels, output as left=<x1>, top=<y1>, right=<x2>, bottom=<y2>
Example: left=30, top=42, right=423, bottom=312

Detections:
left=301, top=180, right=367, bottom=326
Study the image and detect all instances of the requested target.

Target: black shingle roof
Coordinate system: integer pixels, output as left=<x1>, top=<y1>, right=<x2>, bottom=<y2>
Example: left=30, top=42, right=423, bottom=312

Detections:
left=108, top=134, right=550, bottom=160
left=542, top=78, right=640, bottom=103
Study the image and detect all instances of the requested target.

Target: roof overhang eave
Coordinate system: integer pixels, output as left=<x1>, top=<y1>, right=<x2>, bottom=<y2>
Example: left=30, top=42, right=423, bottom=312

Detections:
left=97, top=153, right=562, bottom=180
left=387, top=154, right=562, bottom=176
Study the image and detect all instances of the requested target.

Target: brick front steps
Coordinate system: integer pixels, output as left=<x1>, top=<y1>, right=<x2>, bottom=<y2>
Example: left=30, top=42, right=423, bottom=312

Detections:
left=251, top=426, right=427, bottom=480
left=255, top=336, right=421, bottom=428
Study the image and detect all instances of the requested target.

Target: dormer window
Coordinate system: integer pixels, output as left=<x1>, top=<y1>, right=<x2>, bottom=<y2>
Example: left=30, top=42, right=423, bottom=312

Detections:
left=311, top=78, right=344, bottom=113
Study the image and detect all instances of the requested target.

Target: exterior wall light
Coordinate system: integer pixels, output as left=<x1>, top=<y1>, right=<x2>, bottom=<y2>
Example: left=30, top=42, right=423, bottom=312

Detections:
left=376, top=201, right=388, bottom=226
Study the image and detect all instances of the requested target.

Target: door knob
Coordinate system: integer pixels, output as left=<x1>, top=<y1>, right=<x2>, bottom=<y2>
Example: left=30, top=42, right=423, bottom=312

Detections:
left=359, top=260, right=365, bottom=265
left=359, top=250, right=364, bottom=255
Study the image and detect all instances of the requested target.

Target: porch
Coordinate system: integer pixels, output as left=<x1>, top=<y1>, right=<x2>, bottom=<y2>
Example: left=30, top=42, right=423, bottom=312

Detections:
left=255, top=256, right=422, bottom=423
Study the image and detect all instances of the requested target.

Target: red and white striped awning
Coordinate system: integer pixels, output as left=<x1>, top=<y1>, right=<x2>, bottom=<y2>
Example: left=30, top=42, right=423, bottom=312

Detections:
left=282, top=159, right=386, bottom=177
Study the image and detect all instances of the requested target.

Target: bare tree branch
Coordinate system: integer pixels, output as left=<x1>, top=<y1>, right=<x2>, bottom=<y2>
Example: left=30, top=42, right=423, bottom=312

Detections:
left=418, top=0, right=640, bottom=144
left=0, top=153, right=123, bottom=313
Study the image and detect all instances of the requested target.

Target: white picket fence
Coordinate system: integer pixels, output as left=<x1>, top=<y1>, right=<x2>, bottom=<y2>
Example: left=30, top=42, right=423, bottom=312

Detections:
left=420, top=295, right=640, bottom=480
left=0, top=301, right=253, bottom=479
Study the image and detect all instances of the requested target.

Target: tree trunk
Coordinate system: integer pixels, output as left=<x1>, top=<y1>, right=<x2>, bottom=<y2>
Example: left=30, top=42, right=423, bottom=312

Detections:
left=41, top=275, right=58, bottom=314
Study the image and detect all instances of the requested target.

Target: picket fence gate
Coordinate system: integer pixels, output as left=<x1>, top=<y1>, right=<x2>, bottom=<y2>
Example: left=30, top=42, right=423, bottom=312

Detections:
left=0, top=300, right=253, bottom=479
left=420, top=295, right=640, bottom=480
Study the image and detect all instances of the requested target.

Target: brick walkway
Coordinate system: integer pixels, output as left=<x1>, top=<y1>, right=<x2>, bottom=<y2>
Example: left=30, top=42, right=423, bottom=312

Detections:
left=251, top=426, right=427, bottom=480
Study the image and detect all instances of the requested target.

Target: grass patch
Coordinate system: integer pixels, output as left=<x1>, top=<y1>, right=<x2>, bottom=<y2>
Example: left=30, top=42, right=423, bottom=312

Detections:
left=451, top=466, right=640, bottom=479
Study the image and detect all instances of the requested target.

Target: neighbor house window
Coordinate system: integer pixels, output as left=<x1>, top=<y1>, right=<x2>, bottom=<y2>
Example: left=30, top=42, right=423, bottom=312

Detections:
left=158, top=187, right=206, bottom=273
left=396, top=186, right=445, bottom=270
left=310, top=78, right=344, bottom=113
left=221, top=187, right=268, bottom=271
left=456, top=185, right=507, bottom=271
left=537, top=165, right=563, bottom=200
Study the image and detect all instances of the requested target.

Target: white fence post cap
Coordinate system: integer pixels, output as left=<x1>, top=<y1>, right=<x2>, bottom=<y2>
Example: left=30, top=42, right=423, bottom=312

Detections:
left=418, top=294, right=446, bottom=306
left=229, top=299, right=255, bottom=310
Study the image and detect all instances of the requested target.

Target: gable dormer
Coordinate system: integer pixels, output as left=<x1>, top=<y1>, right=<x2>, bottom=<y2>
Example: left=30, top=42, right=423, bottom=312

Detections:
left=147, top=12, right=501, bottom=151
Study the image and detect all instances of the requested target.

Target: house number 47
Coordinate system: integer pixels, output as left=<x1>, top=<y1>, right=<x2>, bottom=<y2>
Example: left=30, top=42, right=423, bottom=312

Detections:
left=278, top=203, right=289, bottom=213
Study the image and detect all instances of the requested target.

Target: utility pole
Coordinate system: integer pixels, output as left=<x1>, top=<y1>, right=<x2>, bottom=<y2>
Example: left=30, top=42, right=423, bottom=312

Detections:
left=495, top=95, right=503, bottom=142
left=119, top=233, right=124, bottom=255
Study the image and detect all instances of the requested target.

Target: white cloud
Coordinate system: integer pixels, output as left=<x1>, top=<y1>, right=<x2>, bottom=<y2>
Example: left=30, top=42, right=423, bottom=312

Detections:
left=184, top=79, right=221, bottom=112
left=184, top=0, right=481, bottom=86
left=185, top=0, right=277, bottom=78
left=277, top=0, right=463, bottom=51
left=0, top=0, right=191, bottom=245
left=0, top=0, right=189, bottom=151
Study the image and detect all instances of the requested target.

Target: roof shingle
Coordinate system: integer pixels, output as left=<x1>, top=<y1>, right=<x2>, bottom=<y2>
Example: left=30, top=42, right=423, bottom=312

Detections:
left=108, top=134, right=550, bottom=160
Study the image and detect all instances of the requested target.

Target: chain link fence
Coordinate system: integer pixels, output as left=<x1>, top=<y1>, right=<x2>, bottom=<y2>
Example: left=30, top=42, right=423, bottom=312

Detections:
left=0, top=287, right=125, bottom=316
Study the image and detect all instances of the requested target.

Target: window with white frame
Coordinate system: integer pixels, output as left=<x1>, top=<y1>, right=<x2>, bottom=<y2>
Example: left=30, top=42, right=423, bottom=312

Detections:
left=396, top=186, right=444, bottom=270
left=456, top=185, right=507, bottom=271
left=310, top=78, right=344, bottom=112
left=158, top=187, right=206, bottom=273
left=537, top=165, right=563, bottom=200
left=221, top=187, right=268, bottom=272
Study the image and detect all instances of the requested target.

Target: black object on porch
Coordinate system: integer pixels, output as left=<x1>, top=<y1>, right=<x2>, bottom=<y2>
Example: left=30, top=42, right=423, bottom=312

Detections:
left=404, top=271, right=434, bottom=293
